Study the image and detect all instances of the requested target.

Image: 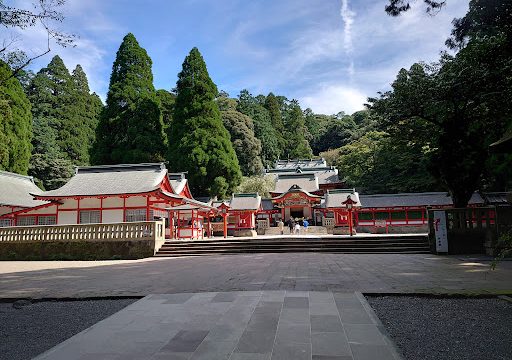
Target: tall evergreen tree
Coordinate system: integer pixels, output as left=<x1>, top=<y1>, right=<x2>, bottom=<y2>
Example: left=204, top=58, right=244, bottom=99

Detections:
left=168, top=47, right=241, bottom=197
left=70, top=65, right=103, bottom=165
left=0, top=60, right=32, bottom=174
left=221, top=110, right=264, bottom=176
left=283, top=100, right=313, bottom=158
left=264, top=93, right=284, bottom=132
left=92, top=33, right=166, bottom=164
left=264, top=92, right=286, bottom=155
left=27, top=56, right=101, bottom=188
left=156, top=89, right=176, bottom=133
left=28, top=56, right=87, bottom=164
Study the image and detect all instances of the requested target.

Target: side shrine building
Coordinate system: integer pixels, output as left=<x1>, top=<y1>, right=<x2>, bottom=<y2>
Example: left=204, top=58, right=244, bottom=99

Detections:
left=0, top=159, right=507, bottom=238
left=0, top=163, right=215, bottom=239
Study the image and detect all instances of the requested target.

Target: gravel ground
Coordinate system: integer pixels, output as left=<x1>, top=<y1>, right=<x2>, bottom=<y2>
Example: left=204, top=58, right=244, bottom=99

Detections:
left=0, top=298, right=138, bottom=360
left=367, top=296, right=512, bottom=360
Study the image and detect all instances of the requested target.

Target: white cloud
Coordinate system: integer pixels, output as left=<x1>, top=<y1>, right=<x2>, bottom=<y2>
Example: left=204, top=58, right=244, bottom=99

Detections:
left=299, top=84, right=366, bottom=115
left=340, top=0, right=355, bottom=54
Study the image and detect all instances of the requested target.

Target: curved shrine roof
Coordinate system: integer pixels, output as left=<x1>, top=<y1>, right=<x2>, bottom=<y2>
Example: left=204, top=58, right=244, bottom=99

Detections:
left=34, top=163, right=168, bottom=198
left=0, top=171, right=47, bottom=208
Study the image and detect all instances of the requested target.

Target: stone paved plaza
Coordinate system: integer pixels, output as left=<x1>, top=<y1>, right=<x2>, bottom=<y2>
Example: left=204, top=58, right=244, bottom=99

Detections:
left=35, top=291, right=402, bottom=360
left=1, top=253, right=511, bottom=298
left=2, top=253, right=512, bottom=360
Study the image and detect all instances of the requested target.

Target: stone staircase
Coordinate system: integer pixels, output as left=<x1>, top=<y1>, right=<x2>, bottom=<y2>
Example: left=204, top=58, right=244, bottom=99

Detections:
left=154, top=234, right=430, bottom=257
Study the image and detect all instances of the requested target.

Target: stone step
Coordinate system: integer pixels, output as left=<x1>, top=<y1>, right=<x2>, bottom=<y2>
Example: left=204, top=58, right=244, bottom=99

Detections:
left=155, top=234, right=430, bottom=257
left=154, top=247, right=430, bottom=257
left=159, top=241, right=428, bottom=249
left=161, top=238, right=428, bottom=246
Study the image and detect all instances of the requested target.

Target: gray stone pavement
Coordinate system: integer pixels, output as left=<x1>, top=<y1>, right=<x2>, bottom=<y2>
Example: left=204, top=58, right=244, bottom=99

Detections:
left=35, top=291, right=402, bottom=360
left=1, top=253, right=511, bottom=298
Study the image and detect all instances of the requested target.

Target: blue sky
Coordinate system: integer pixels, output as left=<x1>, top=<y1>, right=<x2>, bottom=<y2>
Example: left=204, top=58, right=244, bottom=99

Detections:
left=11, top=0, right=469, bottom=114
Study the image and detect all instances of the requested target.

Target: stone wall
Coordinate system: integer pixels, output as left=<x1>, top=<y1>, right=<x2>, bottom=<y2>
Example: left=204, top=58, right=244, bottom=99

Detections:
left=0, top=240, right=159, bottom=260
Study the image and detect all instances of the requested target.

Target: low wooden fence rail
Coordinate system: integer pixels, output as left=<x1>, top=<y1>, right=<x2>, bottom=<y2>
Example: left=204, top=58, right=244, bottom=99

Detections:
left=0, top=221, right=165, bottom=243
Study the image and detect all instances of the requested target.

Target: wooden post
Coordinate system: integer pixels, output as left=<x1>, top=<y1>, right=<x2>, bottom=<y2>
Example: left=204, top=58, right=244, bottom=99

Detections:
left=223, top=214, right=227, bottom=238
left=76, top=198, right=81, bottom=224
left=200, top=212, right=204, bottom=239
left=169, top=211, right=174, bottom=239
left=348, top=209, right=353, bottom=236
left=146, top=196, right=150, bottom=222
left=177, top=210, right=180, bottom=239
left=190, top=209, right=195, bottom=239
left=207, top=214, right=211, bottom=238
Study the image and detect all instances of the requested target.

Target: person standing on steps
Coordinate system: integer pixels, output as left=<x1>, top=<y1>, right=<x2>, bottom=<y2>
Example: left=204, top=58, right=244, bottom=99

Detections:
left=278, top=219, right=285, bottom=235
left=288, top=217, right=295, bottom=234
left=303, top=218, right=309, bottom=233
left=294, top=221, right=300, bottom=235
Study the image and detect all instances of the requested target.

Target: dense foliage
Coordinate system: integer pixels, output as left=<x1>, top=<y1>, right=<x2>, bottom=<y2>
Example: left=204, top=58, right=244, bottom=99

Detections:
left=221, top=110, right=264, bottom=176
left=26, top=56, right=100, bottom=189
left=237, top=90, right=282, bottom=167
left=370, top=0, right=512, bottom=206
left=0, top=60, right=32, bottom=174
left=236, top=175, right=275, bottom=198
left=92, top=33, right=166, bottom=164
left=168, top=47, right=242, bottom=197
left=282, top=100, right=313, bottom=159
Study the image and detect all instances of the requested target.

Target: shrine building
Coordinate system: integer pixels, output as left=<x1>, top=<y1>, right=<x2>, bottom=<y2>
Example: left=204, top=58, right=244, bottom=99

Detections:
left=0, top=163, right=215, bottom=238
left=0, top=159, right=506, bottom=238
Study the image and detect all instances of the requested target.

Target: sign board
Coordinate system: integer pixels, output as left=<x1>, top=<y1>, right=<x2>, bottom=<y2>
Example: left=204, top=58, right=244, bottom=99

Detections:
left=375, top=220, right=387, bottom=228
left=433, top=211, right=448, bottom=253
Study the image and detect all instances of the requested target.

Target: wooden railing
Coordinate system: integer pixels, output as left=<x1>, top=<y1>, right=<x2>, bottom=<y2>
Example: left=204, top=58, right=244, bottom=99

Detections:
left=0, top=221, right=165, bottom=243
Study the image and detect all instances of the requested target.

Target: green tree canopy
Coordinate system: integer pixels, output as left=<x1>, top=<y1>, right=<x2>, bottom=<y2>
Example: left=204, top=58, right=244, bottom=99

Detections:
left=168, top=47, right=241, bottom=197
left=311, top=116, right=356, bottom=154
left=283, top=100, right=313, bottom=158
left=27, top=56, right=100, bottom=165
left=237, top=90, right=281, bottom=167
left=27, top=56, right=101, bottom=188
left=92, top=33, right=166, bottom=164
left=236, top=175, right=275, bottom=198
left=221, top=110, right=263, bottom=176
left=370, top=37, right=512, bottom=205
left=156, top=89, right=176, bottom=131
left=70, top=64, right=103, bottom=165
left=0, top=60, right=32, bottom=174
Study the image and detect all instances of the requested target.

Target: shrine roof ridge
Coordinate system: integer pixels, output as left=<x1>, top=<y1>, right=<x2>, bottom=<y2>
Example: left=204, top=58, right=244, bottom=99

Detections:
left=230, top=193, right=261, bottom=210
left=327, top=188, right=356, bottom=194
left=233, top=193, right=260, bottom=198
left=76, top=163, right=166, bottom=174
left=277, top=173, right=317, bottom=179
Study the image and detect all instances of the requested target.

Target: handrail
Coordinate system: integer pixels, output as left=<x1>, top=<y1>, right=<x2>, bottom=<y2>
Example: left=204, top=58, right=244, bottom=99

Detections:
left=0, top=221, right=165, bottom=243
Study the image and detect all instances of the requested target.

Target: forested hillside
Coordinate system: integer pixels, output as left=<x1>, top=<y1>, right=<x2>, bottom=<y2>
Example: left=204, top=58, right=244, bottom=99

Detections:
left=0, top=0, right=510, bottom=203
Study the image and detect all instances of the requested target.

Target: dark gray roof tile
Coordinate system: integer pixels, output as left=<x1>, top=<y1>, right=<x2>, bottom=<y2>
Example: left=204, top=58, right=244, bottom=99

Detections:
left=36, top=163, right=167, bottom=198
left=229, top=193, right=261, bottom=210
left=0, top=171, right=47, bottom=208
left=359, top=192, right=484, bottom=208
left=274, top=173, right=319, bottom=193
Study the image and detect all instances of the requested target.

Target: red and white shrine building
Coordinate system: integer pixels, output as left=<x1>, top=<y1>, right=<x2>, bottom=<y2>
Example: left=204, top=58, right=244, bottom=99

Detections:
left=0, top=159, right=502, bottom=237
left=0, top=163, right=216, bottom=238
left=0, top=171, right=48, bottom=227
